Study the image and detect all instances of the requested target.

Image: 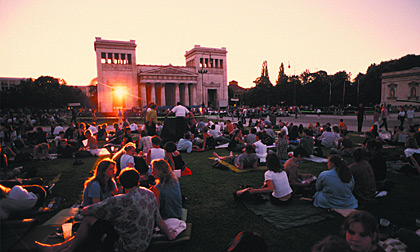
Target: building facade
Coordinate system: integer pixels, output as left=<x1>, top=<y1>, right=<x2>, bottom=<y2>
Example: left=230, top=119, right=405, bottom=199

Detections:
left=0, top=77, right=30, bottom=92
left=94, top=37, right=228, bottom=112
left=381, top=68, right=420, bottom=106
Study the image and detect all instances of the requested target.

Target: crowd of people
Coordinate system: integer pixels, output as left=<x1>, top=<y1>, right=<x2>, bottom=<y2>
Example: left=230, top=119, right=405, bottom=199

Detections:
left=1, top=103, right=420, bottom=252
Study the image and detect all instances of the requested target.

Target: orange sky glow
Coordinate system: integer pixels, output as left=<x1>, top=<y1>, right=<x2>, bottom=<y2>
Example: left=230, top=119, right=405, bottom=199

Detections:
left=0, top=0, right=419, bottom=88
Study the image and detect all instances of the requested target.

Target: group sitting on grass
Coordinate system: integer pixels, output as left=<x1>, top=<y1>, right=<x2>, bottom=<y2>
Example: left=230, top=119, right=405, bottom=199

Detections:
left=2, top=104, right=420, bottom=252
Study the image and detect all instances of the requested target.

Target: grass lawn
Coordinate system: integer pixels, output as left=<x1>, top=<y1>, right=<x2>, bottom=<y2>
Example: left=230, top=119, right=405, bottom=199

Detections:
left=21, top=132, right=420, bottom=252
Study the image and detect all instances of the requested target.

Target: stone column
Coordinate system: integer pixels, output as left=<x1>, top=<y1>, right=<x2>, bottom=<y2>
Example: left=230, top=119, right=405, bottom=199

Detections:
left=193, top=84, right=198, bottom=105
left=184, top=84, right=190, bottom=106
left=150, top=83, right=156, bottom=103
left=175, top=83, right=180, bottom=104
left=139, top=83, right=147, bottom=107
left=160, top=83, right=166, bottom=106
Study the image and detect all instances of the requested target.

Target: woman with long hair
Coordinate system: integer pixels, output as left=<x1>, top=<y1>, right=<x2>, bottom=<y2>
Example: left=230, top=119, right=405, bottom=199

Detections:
left=150, top=159, right=183, bottom=220
left=82, top=158, right=117, bottom=207
left=313, top=155, right=358, bottom=209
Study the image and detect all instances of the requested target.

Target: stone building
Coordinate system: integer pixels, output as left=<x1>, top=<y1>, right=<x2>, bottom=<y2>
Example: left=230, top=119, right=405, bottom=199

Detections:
left=381, top=67, right=420, bottom=106
left=94, top=37, right=228, bottom=112
left=0, top=77, right=30, bottom=92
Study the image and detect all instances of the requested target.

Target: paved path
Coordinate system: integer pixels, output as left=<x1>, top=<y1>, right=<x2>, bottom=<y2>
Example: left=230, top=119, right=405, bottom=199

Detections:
left=215, top=114, right=419, bottom=133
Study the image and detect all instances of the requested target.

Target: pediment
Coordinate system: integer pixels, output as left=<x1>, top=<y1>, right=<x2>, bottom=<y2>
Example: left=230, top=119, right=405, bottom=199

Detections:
left=140, top=66, right=198, bottom=76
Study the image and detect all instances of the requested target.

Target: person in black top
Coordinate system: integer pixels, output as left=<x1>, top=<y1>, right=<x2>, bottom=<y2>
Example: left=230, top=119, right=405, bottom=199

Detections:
left=356, top=103, right=365, bottom=133
left=366, top=139, right=387, bottom=190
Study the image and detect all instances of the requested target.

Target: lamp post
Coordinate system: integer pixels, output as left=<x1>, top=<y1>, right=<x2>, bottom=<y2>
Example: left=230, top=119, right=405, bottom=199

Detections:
left=198, top=53, right=212, bottom=107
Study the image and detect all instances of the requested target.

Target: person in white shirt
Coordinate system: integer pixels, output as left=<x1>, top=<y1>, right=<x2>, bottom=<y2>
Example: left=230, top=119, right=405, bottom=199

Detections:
left=53, top=124, right=64, bottom=136
left=130, top=122, right=139, bottom=133
left=88, top=122, right=98, bottom=135
left=234, top=153, right=292, bottom=205
left=166, top=102, right=190, bottom=140
left=406, top=106, right=415, bottom=127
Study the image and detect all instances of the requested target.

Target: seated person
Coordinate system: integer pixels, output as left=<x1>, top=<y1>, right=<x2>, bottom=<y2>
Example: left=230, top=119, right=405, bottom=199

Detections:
left=82, top=158, right=117, bottom=207
left=193, top=127, right=216, bottom=151
left=213, top=145, right=258, bottom=170
left=57, top=139, right=75, bottom=158
left=164, top=141, right=187, bottom=172
left=252, top=132, right=268, bottom=163
left=284, top=147, right=315, bottom=196
left=96, top=124, right=108, bottom=141
left=227, top=126, right=246, bottom=152
left=338, top=119, right=348, bottom=133
left=245, top=128, right=258, bottom=145
left=33, top=143, right=49, bottom=160
left=401, top=137, right=420, bottom=175
left=298, top=129, right=314, bottom=157
left=150, top=159, right=183, bottom=220
left=264, top=125, right=276, bottom=140
left=330, top=131, right=353, bottom=157
left=83, top=129, right=98, bottom=150
left=209, top=125, right=230, bottom=145
left=317, top=127, right=337, bottom=148
left=235, top=153, right=292, bottom=205
left=348, top=148, right=377, bottom=205
left=388, top=126, right=407, bottom=146
left=313, top=155, right=358, bottom=209
left=276, top=130, right=289, bottom=160
left=177, top=133, right=193, bottom=153
left=36, top=168, right=175, bottom=252
left=288, top=125, right=299, bottom=141
left=342, top=210, right=385, bottom=252
left=0, top=184, right=46, bottom=220
left=366, top=139, right=387, bottom=190
left=146, top=136, right=175, bottom=171
left=137, top=130, right=153, bottom=155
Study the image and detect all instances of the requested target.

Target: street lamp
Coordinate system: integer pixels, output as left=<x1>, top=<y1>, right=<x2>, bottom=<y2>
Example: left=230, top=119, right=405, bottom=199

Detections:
left=198, top=53, right=212, bottom=107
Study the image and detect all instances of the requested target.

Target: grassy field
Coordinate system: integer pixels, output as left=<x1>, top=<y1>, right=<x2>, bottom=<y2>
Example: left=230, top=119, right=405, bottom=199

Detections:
left=20, top=132, right=420, bottom=252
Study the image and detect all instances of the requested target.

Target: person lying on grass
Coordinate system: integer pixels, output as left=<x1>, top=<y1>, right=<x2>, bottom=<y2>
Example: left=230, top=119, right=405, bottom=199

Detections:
left=36, top=168, right=175, bottom=252
left=150, top=159, right=183, bottom=220
left=234, top=153, right=293, bottom=205
left=213, top=145, right=258, bottom=170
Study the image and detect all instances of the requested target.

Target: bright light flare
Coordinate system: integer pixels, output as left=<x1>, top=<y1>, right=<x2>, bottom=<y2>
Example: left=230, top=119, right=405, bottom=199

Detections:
left=114, top=87, right=126, bottom=98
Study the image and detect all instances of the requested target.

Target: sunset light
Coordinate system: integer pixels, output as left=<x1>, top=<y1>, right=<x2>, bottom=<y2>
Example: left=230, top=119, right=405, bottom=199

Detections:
left=0, top=0, right=419, bottom=87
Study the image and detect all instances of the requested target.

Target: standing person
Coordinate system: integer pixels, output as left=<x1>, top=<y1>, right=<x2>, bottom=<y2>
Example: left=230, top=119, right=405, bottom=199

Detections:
left=406, top=105, right=415, bottom=128
left=70, top=108, right=77, bottom=124
left=356, top=103, right=365, bottom=133
left=91, top=109, right=97, bottom=123
left=146, top=103, right=157, bottom=136
left=36, top=168, right=175, bottom=252
left=166, top=102, right=190, bottom=140
left=317, top=108, right=321, bottom=118
left=398, top=106, right=406, bottom=128
left=372, top=106, right=380, bottom=126
left=379, top=104, right=390, bottom=131
left=118, top=108, right=123, bottom=126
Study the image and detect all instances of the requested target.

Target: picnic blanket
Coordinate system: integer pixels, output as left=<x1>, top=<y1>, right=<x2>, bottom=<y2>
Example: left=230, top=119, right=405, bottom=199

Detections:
left=208, top=157, right=267, bottom=173
left=304, top=155, right=328, bottom=163
left=215, top=143, right=276, bottom=149
left=243, top=199, right=335, bottom=229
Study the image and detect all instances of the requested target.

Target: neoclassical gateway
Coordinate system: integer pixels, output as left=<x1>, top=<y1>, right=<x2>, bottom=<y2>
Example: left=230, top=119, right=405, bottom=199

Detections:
left=381, top=67, right=420, bottom=106
left=94, top=37, right=228, bottom=113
